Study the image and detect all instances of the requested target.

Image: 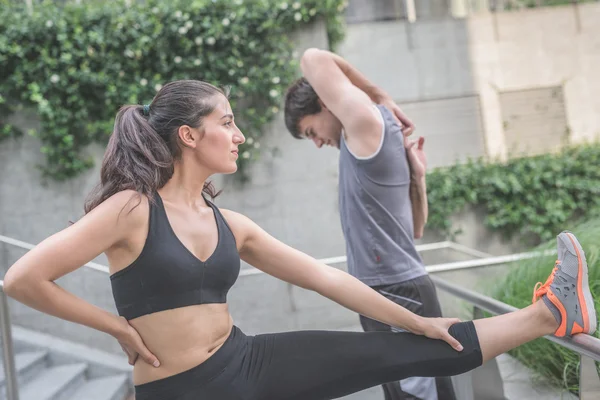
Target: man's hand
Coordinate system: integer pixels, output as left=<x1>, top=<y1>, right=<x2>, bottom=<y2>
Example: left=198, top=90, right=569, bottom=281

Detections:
left=379, top=97, right=415, bottom=136
left=405, top=136, right=427, bottom=179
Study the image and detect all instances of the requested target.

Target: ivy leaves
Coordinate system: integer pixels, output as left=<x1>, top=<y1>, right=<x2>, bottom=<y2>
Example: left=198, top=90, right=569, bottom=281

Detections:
left=0, top=0, right=347, bottom=180
left=427, top=144, right=600, bottom=243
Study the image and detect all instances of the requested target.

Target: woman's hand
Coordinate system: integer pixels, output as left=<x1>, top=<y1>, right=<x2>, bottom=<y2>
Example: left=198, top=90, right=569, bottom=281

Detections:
left=114, top=317, right=161, bottom=367
left=414, top=317, right=464, bottom=352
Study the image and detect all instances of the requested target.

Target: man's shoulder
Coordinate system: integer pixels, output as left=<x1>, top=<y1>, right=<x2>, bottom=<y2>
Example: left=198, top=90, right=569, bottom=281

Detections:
left=342, top=104, right=385, bottom=159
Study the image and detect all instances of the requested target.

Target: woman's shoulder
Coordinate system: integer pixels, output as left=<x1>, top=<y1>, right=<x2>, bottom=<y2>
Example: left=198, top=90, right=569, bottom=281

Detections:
left=90, top=189, right=151, bottom=228
left=217, top=208, right=258, bottom=247
left=218, top=208, right=245, bottom=230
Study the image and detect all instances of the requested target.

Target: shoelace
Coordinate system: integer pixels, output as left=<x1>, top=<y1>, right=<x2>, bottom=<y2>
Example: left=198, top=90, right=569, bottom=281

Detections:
left=532, top=260, right=560, bottom=303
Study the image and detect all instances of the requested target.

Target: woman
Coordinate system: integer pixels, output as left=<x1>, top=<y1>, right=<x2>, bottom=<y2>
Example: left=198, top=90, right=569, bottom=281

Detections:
left=4, top=80, right=596, bottom=400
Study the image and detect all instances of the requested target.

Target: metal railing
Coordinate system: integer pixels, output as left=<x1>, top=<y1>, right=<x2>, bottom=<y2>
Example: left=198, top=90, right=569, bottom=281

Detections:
left=0, top=235, right=496, bottom=277
left=431, top=275, right=600, bottom=400
left=1, top=233, right=599, bottom=399
left=0, top=281, right=19, bottom=400
left=241, top=239, right=496, bottom=276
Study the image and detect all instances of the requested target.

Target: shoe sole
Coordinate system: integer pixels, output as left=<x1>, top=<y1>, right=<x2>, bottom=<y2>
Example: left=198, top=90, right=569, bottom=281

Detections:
left=563, top=232, right=597, bottom=335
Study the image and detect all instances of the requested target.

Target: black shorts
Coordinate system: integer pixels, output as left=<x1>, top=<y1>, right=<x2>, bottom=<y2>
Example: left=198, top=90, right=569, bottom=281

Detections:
left=361, top=275, right=457, bottom=400
left=134, top=322, right=482, bottom=400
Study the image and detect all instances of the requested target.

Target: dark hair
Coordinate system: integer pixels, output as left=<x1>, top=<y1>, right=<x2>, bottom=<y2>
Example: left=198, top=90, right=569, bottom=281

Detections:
left=84, top=80, right=225, bottom=214
left=284, top=77, right=321, bottom=139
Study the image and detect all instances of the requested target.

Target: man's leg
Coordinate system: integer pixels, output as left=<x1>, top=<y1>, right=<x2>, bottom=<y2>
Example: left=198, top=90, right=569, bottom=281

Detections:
left=360, top=275, right=456, bottom=400
left=412, top=275, right=458, bottom=400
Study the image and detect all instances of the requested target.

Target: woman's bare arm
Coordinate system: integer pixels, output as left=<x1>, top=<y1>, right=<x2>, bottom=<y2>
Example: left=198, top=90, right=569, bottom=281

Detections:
left=3, top=190, right=160, bottom=366
left=221, top=209, right=463, bottom=351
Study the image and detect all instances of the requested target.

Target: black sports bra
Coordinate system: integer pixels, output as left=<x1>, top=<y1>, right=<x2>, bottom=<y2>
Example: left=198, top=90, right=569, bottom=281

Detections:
left=110, top=193, right=240, bottom=320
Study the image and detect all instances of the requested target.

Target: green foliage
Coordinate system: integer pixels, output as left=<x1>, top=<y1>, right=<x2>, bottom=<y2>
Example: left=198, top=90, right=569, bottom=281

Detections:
left=0, top=0, right=347, bottom=180
left=490, top=218, right=600, bottom=395
left=503, top=0, right=596, bottom=10
left=426, top=143, right=600, bottom=244
left=0, top=94, right=24, bottom=140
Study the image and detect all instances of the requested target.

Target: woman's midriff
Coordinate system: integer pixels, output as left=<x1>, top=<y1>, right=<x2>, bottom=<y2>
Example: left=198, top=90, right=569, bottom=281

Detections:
left=129, top=304, right=234, bottom=385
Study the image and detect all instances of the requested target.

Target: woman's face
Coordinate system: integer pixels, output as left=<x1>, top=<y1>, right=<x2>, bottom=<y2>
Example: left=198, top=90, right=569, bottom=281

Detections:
left=182, top=94, right=246, bottom=175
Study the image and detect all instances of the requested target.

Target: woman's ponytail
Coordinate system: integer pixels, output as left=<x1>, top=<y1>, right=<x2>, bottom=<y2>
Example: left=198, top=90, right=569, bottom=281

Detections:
left=84, top=81, right=225, bottom=214
left=84, top=105, right=173, bottom=213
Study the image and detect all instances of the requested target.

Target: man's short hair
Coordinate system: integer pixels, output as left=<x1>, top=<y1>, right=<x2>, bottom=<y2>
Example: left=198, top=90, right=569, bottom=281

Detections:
left=284, top=77, right=321, bottom=139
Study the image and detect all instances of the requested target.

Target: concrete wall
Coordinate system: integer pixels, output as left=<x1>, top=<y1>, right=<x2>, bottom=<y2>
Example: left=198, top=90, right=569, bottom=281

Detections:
left=467, top=2, right=600, bottom=159
left=338, top=17, right=476, bottom=103
left=344, top=0, right=408, bottom=23
left=337, top=17, right=489, bottom=168
left=340, top=2, right=600, bottom=164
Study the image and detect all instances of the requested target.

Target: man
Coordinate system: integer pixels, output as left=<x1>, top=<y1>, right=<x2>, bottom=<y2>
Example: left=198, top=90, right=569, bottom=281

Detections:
left=283, top=48, right=457, bottom=400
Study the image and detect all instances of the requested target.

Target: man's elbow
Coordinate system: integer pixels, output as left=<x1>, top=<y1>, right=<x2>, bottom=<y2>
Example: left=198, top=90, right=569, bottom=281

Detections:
left=301, top=48, right=323, bottom=61
left=300, top=48, right=327, bottom=72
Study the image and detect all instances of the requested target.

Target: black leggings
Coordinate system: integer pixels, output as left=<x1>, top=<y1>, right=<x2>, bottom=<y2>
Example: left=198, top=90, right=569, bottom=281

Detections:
left=134, top=323, right=482, bottom=400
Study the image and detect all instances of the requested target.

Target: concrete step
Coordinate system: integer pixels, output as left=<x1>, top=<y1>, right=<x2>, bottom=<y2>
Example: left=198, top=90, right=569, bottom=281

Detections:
left=67, top=374, right=129, bottom=400
left=11, top=325, right=132, bottom=378
left=19, top=363, right=87, bottom=400
left=497, top=353, right=577, bottom=400
left=0, top=350, right=48, bottom=390
left=6, top=325, right=134, bottom=399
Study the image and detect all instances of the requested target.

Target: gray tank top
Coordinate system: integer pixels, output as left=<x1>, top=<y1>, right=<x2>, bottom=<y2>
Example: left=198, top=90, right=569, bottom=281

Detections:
left=338, top=104, right=427, bottom=286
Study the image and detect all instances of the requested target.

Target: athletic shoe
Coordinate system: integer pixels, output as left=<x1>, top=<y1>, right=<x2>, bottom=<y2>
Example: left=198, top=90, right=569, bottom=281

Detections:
left=532, top=231, right=597, bottom=337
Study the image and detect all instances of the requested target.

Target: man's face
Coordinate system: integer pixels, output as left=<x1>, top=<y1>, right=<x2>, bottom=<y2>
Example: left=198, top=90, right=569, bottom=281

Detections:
left=297, top=108, right=343, bottom=149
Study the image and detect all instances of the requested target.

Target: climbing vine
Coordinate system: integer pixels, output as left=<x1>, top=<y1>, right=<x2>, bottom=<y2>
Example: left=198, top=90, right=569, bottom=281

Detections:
left=0, top=0, right=347, bottom=180
left=426, top=143, right=600, bottom=244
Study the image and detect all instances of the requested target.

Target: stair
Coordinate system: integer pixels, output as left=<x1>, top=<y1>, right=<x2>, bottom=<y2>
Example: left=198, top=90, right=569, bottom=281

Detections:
left=0, top=350, right=48, bottom=390
left=0, top=352, right=131, bottom=400
left=497, top=353, right=577, bottom=400
left=0, top=326, right=133, bottom=400
left=20, top=364, right=87, bottom=400
left=68, top=375, right=130, bottom=400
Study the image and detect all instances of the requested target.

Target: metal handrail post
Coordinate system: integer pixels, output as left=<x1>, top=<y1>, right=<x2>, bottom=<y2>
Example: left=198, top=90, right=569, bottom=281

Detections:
left=579, top=354, right=600, bottom=400
left=470, top=306, right=506, bottom=400
left=0, top=282, right=19, bottom=400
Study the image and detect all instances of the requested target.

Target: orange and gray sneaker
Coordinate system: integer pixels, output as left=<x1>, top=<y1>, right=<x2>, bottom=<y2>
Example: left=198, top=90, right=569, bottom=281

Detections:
left=532, top=231, right=597, bottom=337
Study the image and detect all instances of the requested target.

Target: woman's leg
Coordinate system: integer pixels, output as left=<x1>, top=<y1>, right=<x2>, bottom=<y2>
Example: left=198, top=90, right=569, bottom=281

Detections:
left=249, top=232, right=595, bottom=400
left=475, top=231, right=595, bottom=363
left=252, top=306, right=550, bottom=400
left=475, top=299, right=556, bottom=363
left=251, top=321, right=482, bottom=400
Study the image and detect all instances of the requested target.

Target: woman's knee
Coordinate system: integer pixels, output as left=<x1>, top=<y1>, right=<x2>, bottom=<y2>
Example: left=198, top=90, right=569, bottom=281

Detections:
left=448, top=321, right=483, bottom=370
